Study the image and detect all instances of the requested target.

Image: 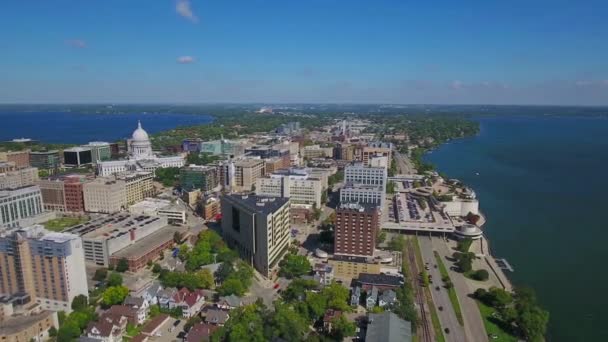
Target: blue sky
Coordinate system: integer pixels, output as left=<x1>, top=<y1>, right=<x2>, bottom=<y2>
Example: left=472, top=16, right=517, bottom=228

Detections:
left=1, top=0, right=607, bottom=105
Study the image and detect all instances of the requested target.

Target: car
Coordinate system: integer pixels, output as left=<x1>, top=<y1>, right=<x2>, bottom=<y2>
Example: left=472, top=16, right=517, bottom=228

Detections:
left=273, top=283, right=280, bottom=289
left=173, top=320, right=181, bottom=327
left=177, top=332, right=187, bottom=339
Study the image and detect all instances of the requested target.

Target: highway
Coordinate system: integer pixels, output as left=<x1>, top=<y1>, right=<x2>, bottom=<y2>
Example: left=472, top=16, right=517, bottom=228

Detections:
left=418, top=236, right=467, bottom=342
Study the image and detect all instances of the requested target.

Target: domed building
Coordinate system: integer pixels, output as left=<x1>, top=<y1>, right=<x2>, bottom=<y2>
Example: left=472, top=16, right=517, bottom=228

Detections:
left=96, top=120, right=185, bottom=177
left=130, top=121, right=153, bottom=159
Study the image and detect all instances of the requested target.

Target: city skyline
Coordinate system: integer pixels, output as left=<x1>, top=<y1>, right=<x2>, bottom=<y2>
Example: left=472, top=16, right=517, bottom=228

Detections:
left=2, top=0, right=608, bottom=105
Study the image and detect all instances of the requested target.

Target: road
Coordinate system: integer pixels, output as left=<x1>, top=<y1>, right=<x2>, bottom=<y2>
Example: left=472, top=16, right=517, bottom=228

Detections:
left=432, top=237, right=489, bottom=342
left=394, top=151, right=416, bottom=174
left=418, top=236, right=467, bottom=342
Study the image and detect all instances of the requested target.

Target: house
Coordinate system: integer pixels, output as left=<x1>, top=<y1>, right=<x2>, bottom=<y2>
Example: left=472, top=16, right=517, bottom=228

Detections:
left=313, top=264, right=334, bottom=286
left=140, top=314, right=170, bottom=337
left=86, top=314, right=128, bottom=342
left=157, top=287, right=178, bottom=309
left=204, top=308, right=230, bottom=326
left=366, top=311, right=412, bottom=342
left=140, top=282, right=163, bottom=305
left=170, top=288, right=206, bottom=318
left=123, top=296, right=150, bottom=324
left=185, top=322, right=220, bottom=342
left=322, top=309, right=342, bottom=333
left=357, top=273, right=403, bottom=291
left=350, top=286, right=361, bottom=307
left=366, top=286, right=378, bottom=310
left=216, top=295, right=243, bottom=310
left=106, top=306, right=140, bottom=326
left=378, top=290, right=397, bottom=308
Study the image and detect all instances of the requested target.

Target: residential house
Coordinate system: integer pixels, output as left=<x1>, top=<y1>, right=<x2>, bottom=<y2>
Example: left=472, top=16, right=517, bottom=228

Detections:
left=86, top=314, right=128, bottom=342
left=366, top=286, right=379, bottom=310
left=366, top=311, right=413, bottom=342
left=204, top=308, right=230, bottom=326
left=378, top=290, right=397, bottom=308
left=106, top=306, right=140, bottom=326
left=140, top=282, right=163, bottom=306
left=313, top=264, right=334, bottom=286
left=322, top=309, right=342, bottom=333
left=123, top=296, right=150, bottom=324
left=216, top=295, right=243, bottom=310
left=157, top=288, right=178, bottom=309
left=350, top=286, right=361, bottom=307
left=185, top=322, right=220, bottom=342
left=170, top=288, right=205, bottom=318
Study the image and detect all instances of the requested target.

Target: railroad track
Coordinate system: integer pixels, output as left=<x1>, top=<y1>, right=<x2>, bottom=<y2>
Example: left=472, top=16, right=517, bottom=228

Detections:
left=406, top=239, right=434, bottom=342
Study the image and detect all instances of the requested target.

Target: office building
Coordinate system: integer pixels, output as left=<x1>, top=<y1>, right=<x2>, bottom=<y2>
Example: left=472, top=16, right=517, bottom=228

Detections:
left=180, top=165, right=219, bottom=192
left=63, top=147, right=93, bottom=167
left=118, top=171, right=154, bottom=206
left=182, top=138, right=204, bottom=153
left=65, top=212, right=168, bottom=266
left=0, top=164, right=38, bottom=190
left=220, top=194, right=290, bottom=277
left=201, top=139, right=247, bottom=157
left=29, top=151, right=60, bottom=171
left=362, top=143, right=392, bottom=166
left=301, top=145, right=334, bottom=159
left=129, top=198, right=187, bottom=224
left=0, top=225, right=88, bottom=312
left=0, top=186, right=48, bottom=229
left=334, top=203, right=380, bottom=257
left=256, top=169, right=323, bottom=207
left=83, top=142, right=112, bottom=163
left=0, top=151, right=30, bottom=169
left=340, top=183, right=385, bottom=209
left=83, top=178, right=127, bottom=213
left=201, top=197, right=220, bottom=220
left=345, top=163, right=387, bottom=188
left=36, top=175, right=89, bottom=213
left=232, top=159, right=265, bottom=192
left=328, top=255, right=382, bottom=279
left=334, top=143, right=355, bottom=161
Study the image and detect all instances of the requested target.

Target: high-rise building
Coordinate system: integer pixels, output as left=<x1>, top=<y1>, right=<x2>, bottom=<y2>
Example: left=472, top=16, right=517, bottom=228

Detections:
left=232, top=159, right=265, bottom=192
left=220, top=194, right=290, bottom=277
left=83, top=142, right=112, bottom=163
left=0, top=150, right=30, bottom=169
left=362, top=142, right=392, bottom=167
left=345, top=163, right=387, bottom=188
left=36, top=175, right=89, bottom=212
left=180, top=165, right=218, bottom=192
left=0, top=225, right=88, bottom=312
left=0, top=186, right=47, bottom=229
left=29, top=151, right=60, bottom=171
left=182, top=138, right=204, bottom=153
left=334, top=203, right=380, bottom=257
left=340, top=184, right=385, bottom=209
left=0, top=163, right=39, bottom=190
left=63, top=147, right=93, bottom=167
left=256, top=169, right=323, bottom=207
left=117, top=171, right=154, bottom=206
left=83, top=179, right=127, bottom=213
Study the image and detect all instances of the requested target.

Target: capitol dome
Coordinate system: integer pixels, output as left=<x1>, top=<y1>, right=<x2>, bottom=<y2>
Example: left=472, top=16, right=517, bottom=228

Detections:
left=132, top=121, right=149, bottom=141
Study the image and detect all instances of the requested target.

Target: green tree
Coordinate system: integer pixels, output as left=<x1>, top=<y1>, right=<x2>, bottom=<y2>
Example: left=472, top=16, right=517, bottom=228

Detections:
left=217, top=278, right=245, bottom=296
left=330, top=315, right=356, bottom=340
left=517, top=306, right=549, bottom=341
left=305, top=292, right=328, bottom=320
left=323, top=282, right=350, bottom=311
left=470, top=269, right=489, bottom=281
left=386, top=180, right=395, bottom=194
left=214, top=262, right=234, bottom=284
left=93, top=268, right=108, bottom=281
left=268, top=303, right=309, bottom=341
left=279, top=254, right=312, bottom=279
left=71, top=295, right=88, bottom=312
left=377, top=231, right=387, bottom=245
left=102, top=286, right=129, bottom=307
left=116, top=258, right=129, bottom=273
left=57, top=321, right=80, bottom=342
left=107, top=272, right=123, bottom=287
left=388, top=235, right=405, bottom=251
left=152, top=263, right=162, bottom=273
left=48, top=326, right=58, bottom=337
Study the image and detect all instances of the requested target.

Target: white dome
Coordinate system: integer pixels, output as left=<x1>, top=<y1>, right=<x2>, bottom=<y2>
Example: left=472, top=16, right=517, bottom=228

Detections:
left=132, top=121, right=149, bottom=141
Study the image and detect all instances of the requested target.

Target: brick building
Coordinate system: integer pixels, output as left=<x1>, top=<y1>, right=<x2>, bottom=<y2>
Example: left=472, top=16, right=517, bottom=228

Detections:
left=334, top=203, right=380, bottom=257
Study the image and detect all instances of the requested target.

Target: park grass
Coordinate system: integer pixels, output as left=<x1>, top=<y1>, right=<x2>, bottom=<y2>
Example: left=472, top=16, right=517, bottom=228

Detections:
left=43, top=216, right=88, bottom=231
left=434, top=251, right=464, bottom=326
left=475, top=300, right=518, bottom=342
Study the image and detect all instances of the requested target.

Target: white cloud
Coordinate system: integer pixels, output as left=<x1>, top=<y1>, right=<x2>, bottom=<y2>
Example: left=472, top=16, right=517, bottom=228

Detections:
left=176, top=0, right=198, bottom=23
left=177, top=56, right=195, bottom=64
left=65, top=39, right=86, bottom=48
left=450, top=80, right=464, bottom=90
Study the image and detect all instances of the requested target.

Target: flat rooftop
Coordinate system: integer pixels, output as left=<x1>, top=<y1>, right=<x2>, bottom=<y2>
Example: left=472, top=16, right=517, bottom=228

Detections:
left=111, top=226, right=186, bottom=259
left=223, top=194, right=289, bottom=216
left=65, top=213, right=165, bottom=240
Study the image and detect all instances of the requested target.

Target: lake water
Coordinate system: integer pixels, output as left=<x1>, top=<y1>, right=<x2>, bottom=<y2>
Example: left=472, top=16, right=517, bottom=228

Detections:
left=0, top=112, right=213, bottom=144
left=425, top=116, right=608, bottom=342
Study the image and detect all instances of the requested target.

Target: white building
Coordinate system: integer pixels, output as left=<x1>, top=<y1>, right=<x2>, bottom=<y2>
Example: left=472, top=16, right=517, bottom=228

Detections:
left=97, top=121, right=185, bottom=177
left=340, top=183, right=385, bottom=209
left=0, top=186, right=51, bottom=230
left=0, top=165, right=39, bottom=190
left=345, top=163, right=387, bottom=188
left=441, top=197, right=479, bottom=217
left=129, top=198, right=187, bottom=224
left=256, top=169, right=323, bottom=207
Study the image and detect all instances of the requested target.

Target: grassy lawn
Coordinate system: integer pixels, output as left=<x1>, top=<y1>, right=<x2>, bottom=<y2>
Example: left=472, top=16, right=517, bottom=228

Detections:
left=475, top=300, right=518, bottom=342
left=434, top=251, right=464, bottom=325
left=43, top=216, right=88, bottom=231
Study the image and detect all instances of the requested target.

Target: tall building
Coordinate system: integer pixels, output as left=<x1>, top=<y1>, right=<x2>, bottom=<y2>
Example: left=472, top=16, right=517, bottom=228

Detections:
left=180, top=165, right=218, bottom=192
left=220, top=194, right=290, bottom=277
left=345, top=163, right=387, bottom=188
left=362, top=143, right=392, bottom=167
left=0, top=186, right=47, bottom=229
left=182, top=138, right=203, bottom=153
left=63, top=147, right=93, bottom=167
left=340, top=184, right=385, bottom=209
left=232, top=159, right=265, bottom=192
left=0, top=163, right=39, bottom=190
left=334, top=203, right=380, bottom=257
left=83, top=179, right=127, bottom=213
left=29, top=151, right=60, bottom=171
left=36, top=175, right=89, bottom=212
left=256, top=169, right=323, bottom=207
left=0, top=150, right=30, bottom=169
left=0, top=225, right=88, bottom=312
left=83, top=142, right=112, bottom=163
left=118, top=171, right=154, bottom=206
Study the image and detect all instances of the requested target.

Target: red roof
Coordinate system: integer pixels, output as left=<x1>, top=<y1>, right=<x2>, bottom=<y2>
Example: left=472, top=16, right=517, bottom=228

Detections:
left=186, top=322, right=219, bottom=342
left=141, top=314, right=170, bottom=335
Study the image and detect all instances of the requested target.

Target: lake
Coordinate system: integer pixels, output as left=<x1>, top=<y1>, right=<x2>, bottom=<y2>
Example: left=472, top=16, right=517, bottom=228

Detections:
left=425, top=115, right=608, bottom=342
left=0, top=112, right=214, bottom=144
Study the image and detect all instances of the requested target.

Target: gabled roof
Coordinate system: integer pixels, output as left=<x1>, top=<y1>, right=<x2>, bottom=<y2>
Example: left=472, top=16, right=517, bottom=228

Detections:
left=218, top=294, right=242, bottom=308
left=204, top=308, right=230, bottom=324
left=107, top=305, right=137, bottom=318
left=124, top=296, right=146, bottom=308
left=366, top=312, right=413, bottom=342
left=186, top=322, right=219, bottom=342
left=379, top=290, right=397, bottom=303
